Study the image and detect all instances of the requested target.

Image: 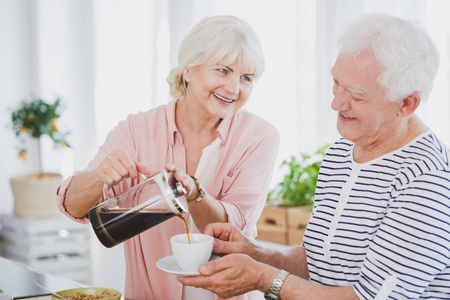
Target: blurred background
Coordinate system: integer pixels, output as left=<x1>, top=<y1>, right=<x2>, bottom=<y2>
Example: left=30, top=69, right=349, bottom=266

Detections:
left=1, top=0, right=449, bottom=290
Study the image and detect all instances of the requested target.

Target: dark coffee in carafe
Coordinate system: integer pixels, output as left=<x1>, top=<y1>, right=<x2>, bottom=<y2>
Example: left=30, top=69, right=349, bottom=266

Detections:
left=89, top=170, right=188, bottom=248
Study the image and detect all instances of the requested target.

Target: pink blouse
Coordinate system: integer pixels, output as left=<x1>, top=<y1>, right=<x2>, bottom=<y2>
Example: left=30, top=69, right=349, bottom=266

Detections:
left=56, top=100, right=279, bottom=300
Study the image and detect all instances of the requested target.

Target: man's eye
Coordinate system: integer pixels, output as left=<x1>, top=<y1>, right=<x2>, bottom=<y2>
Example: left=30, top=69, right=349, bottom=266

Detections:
left=218, top=68, right=228, bottom=74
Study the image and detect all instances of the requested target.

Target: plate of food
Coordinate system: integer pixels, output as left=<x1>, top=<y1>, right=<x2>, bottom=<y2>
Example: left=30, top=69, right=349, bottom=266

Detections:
left=50, top=287, right=121, bottom=300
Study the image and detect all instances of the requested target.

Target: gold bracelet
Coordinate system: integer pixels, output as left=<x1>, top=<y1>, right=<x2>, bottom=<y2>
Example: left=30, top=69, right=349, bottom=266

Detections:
left=188, top=175, right=205, bottom=203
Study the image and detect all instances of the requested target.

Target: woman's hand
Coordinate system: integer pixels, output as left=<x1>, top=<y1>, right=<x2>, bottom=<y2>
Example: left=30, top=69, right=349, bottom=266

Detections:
left=178, top=254, right=277, bottom=298
left=165, top=163, right=199, bottom=200
left=96, top=149, right=151, bottom=186
left=65, top=149, right=151, bottom=218
left=165, top=165, right=228, bottom=231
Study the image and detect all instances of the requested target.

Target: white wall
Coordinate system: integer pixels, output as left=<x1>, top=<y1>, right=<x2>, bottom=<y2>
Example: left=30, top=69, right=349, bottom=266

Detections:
left=0, top=0, right=97, bottom=218
left=1, top=1, right=39, bottom=215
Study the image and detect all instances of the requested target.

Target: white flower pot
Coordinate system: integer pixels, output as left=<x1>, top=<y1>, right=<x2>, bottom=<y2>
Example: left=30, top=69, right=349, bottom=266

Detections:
left=9, top=173, right=63, bottom=217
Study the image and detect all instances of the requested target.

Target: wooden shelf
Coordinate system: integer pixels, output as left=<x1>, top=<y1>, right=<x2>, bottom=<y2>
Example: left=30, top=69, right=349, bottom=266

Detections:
left=257, top=205, right=312, bottom=245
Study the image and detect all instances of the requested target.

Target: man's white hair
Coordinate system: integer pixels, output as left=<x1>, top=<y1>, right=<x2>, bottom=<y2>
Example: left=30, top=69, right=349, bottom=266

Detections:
left=337, top=14, right=440, bottom=102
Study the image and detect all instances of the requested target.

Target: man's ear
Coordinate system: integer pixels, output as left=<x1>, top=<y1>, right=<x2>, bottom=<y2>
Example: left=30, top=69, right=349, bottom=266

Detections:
left=398, top=92, right=421, bottom=117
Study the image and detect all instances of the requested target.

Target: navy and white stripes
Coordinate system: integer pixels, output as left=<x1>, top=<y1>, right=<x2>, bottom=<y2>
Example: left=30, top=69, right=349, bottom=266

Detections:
left=303, top=131, right=450, bottom=299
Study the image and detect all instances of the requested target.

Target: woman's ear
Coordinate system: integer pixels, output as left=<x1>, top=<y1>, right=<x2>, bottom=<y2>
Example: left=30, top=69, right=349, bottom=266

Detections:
left=398, top=92, right=421, bottom=117
left=183, top=68, right=191, bottom=83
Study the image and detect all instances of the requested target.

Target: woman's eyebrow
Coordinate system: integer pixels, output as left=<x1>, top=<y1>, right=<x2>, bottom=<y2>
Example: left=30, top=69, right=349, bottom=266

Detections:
left=217, top=64, right=234, bottom=72
left=216, top=64, right=255, bottom=77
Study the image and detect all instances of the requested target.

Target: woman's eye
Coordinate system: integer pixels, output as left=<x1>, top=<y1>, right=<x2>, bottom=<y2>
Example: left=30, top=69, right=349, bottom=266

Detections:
left=241, top=76, right=251, bottom=82
left=218, top=68, right=228, bottom=74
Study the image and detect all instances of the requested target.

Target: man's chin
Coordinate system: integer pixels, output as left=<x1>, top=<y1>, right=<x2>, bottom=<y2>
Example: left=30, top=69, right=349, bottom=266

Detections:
left=337, top=126, right=355, bottom=141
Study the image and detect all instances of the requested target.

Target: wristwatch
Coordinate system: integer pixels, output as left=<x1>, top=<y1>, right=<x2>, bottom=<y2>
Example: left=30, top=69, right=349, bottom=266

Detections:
left=264, top=269, right=290, bottom=300
left=188, top=175, right=205, bottom=203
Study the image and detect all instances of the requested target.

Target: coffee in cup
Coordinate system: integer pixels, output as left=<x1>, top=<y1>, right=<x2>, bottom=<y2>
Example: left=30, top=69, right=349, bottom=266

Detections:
left=170, top=233, right=213, bottom=272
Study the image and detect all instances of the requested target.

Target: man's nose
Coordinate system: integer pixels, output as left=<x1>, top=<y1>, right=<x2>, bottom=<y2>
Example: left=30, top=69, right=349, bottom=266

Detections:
left=331, top=86, right=351, bottom=111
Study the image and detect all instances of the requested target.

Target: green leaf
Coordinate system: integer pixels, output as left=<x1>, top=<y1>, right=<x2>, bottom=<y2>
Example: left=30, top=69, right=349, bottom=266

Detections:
left=268, top=144, right=330, bottom=206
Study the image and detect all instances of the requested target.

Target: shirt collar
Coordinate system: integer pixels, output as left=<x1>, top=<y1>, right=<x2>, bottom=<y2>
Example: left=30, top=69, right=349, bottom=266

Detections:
left=166, top=100, right=178, bottom=146
left=216, top=112, right=235, bottom=144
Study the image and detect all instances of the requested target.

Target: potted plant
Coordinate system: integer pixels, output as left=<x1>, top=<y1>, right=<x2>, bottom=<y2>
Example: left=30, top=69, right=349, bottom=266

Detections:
left=257, top=144, right=329, bottom=245
left=9, top=97, right=70, bottom=217
left=268, top=144, right=329, bottom=207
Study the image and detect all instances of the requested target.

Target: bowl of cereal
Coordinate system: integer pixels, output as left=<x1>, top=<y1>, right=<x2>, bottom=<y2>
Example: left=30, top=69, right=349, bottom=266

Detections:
left=50, top=287, right=121, bottom=300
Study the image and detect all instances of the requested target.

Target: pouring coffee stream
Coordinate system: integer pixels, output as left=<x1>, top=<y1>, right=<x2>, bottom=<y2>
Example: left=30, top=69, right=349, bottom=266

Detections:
left=89, top=170, right=190, bottom=248
left=177, top=214, right=190, bottom=244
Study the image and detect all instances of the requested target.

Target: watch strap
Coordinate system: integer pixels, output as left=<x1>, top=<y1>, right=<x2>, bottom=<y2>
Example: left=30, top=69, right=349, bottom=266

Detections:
left=264, top=269, right=289, bottom=300
left=188, top=175, right=205, bottom=203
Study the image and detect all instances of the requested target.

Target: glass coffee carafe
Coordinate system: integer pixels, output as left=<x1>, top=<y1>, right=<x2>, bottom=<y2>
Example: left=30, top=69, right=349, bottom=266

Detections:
left=89, top=170, right=188, bottom=248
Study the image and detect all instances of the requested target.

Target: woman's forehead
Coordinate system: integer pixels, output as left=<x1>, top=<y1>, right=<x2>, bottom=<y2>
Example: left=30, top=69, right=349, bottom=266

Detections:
left=219, top=55, right=257, bottom=72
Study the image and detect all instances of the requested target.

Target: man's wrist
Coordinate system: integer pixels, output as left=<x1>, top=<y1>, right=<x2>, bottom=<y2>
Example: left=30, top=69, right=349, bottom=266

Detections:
left=264, top=269, right=290, bottom=299
left=249, top=242, right=266, bottom=261
left=260, top=267, right=279, bottom=293
left=251, top=242, right=278, bottom=266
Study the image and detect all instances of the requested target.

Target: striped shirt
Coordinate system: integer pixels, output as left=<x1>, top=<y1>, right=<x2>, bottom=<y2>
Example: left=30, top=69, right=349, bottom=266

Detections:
left=303, top=130, right=450, bottom=299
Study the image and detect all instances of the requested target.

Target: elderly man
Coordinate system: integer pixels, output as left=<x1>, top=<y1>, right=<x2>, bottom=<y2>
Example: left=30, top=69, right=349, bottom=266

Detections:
left=178, top=14, right=450, bottom=300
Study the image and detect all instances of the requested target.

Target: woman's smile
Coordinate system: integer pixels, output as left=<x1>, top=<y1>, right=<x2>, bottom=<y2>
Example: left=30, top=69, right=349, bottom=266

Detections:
left=212, top=92, right=235, bottom=103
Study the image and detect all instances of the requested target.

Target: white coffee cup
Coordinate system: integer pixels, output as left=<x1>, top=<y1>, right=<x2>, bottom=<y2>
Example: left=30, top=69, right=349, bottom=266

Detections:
left=171, top=233, right=214, bottom=272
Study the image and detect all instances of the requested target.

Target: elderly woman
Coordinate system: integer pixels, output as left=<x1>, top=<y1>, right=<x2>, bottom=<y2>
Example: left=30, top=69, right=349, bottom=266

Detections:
left=56, top=15, right=279, bottom=300
left=179, top=14, right=450, bottom=300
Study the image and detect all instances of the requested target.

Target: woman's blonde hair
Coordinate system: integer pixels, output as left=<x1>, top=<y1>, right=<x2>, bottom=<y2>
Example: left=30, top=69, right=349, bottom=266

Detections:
left=167, top=15, right=265, bottom=99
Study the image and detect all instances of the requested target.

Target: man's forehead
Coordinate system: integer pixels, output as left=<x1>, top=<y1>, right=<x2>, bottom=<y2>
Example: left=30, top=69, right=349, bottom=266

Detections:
left=332, top=52, right=382, bottom=79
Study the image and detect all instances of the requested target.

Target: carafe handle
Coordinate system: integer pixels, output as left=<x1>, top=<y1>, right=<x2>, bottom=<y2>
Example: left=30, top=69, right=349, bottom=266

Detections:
left=102, top=172, right=148, bottom=201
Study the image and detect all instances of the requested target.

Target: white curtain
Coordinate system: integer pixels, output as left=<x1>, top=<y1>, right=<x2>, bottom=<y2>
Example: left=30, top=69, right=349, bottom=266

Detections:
left=1, top=0, right=450, bottom=288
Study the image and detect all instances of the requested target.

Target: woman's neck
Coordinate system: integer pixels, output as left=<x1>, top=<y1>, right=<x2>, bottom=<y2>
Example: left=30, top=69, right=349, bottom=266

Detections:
left=175, top=98, right=220, bottom=137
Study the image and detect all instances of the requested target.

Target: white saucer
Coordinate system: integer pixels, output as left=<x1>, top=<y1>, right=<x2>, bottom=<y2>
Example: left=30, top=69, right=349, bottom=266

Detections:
left=156, top=255, right=220, bottom=276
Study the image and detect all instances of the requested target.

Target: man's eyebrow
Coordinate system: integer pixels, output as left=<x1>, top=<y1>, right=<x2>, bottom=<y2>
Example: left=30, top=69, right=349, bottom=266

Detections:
left=347, top=87, right=365, bottom=96
left=330, top=68, right=365, bottom=96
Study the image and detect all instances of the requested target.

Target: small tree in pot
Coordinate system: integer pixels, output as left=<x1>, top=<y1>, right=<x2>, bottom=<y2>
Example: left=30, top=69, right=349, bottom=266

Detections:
left=9, top=97, right=71, bottom=216
left=11, top=97, right=70, bottom=174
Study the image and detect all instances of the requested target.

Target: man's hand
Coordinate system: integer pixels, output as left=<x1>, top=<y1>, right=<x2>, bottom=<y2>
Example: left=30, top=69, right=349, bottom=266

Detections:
left=204, top=223, right=256, bottom=256
left=178, top=254, right=277, bottom=298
